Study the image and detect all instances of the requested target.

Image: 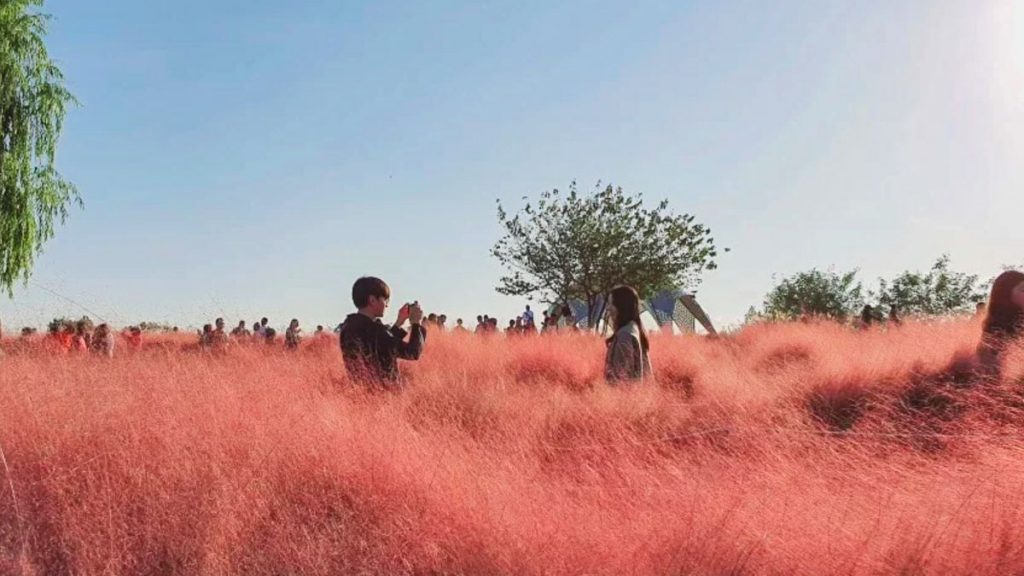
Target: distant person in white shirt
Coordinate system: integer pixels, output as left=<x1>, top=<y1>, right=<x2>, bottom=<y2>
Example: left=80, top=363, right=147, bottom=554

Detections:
left=522, top=305, right=535, bottom=327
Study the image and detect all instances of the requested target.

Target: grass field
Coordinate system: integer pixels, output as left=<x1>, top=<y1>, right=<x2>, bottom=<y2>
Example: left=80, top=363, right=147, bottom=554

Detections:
left=1, top=320, right=1023, bottom=575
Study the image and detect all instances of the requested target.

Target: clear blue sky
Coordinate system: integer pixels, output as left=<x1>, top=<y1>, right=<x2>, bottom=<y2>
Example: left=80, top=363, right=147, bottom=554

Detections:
left=2, top=0, right=1022, bottom=331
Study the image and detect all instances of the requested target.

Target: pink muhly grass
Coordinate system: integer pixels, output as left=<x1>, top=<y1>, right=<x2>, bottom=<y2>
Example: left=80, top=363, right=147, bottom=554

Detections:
left=0, top=318, right=1023, bottom=574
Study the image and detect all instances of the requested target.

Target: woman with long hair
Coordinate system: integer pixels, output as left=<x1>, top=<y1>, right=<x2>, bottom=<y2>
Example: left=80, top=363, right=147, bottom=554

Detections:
left=285, top=319, right=302, bottom=351
left=977, top=270, right=1024, bottom=377
left=604, top=285, right=654, bottom=384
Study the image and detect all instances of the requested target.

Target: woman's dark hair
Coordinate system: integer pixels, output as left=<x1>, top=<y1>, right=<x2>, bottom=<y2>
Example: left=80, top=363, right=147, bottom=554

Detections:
left=352, top=276, right=390, bottom=308
left=983, top=270, right=1024, bottom=338
left=606, top=285, right=649, bottom=352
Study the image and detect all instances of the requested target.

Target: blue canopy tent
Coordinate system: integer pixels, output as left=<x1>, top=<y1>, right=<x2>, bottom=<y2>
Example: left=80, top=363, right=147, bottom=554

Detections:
left=545, top=290, right=716, bottom=335
left=546, top=296, right=605, bottom=330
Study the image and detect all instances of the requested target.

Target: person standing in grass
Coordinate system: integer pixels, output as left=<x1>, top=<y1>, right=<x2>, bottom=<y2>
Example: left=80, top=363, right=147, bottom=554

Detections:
left=254, top=317, right=269, bottom=339
left=212, top=318, right=230, bottom=346
left=858, top=305, right=876, bottom=330
left=522, top=304, right=534, bottom=328
left=72, top=320, right=91, bottom=353
left=199, top=324, right=213, bottom=349
left=248, top=317, right=262, bottom=340
left=976, top=270, right=1024, bottom=378
left=55, top=322, right=74, bottom=352
left=91, top=324, right=115, bottom=358
left=123, top=326, right=143, bottom=351
left=975, top=301, right=987, bottom=317
left=888, top=304, right=902, bottom=326
left=285, top=319, right=302, bottom=350
left=231, top=320, right=250, bottom=339
left=604, top=285, right=653, bottom=384
left=338, top=276, right=426, bottom=386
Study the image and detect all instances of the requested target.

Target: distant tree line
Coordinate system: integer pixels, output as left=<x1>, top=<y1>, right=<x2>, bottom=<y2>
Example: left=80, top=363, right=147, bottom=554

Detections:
left=749, top=255, right=991, bottom=323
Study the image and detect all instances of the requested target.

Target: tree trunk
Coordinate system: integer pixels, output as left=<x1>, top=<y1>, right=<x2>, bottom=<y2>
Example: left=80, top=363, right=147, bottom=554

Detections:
left=585, top=294, right=596, bottom=330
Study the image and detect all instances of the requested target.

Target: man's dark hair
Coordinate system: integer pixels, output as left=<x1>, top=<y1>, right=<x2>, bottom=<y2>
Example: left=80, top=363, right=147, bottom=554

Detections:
left=353, top=276, right=391, bottom=308
left=260, top=317, right=268, bottom=326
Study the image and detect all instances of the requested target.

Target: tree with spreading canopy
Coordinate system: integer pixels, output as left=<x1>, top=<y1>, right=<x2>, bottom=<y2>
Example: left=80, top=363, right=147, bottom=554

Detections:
left=873, top=255, right=985, bottom=316
left=491, top=181, right=722, bottom=329
left=760, top=268, right=864, bottom=322
left=1, top=0, right=78, bottom=296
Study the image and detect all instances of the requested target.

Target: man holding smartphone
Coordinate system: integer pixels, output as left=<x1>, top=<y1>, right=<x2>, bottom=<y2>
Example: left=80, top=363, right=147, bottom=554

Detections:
left=338, top=276, right=426, bottom=386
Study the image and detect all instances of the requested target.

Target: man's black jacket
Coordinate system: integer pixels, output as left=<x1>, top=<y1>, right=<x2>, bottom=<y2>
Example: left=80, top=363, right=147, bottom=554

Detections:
left=338, top=313, right=426, bottom=384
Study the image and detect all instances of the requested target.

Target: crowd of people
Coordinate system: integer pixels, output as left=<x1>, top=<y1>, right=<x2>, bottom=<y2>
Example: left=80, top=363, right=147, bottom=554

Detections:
left=332, top=272, right=1024, bottom=389
left=9, top=318, right=145, bottom=358
left=332, top=277, right=637, bottom=387
left=196, top=317, right=332, bottom=352
left=1, top=270, right=1023, bottom=389
left=450, top=305, right=581, bottom=337
left=0, top=300, right=583, bottom=362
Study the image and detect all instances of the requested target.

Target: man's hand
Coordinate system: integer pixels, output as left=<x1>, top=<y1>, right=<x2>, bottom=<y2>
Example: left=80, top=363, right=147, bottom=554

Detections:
left=408, top=302, right=424, bottom=325
left=395, top=303, right=411, bottom=327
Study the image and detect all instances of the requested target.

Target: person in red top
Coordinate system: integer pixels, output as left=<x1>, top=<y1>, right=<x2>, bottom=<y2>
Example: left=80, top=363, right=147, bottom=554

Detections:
left=71, top=321, right=90, bottom=353
left=44, top=322, right=72, bottom=353
left=122, top=326, right=143, bottom=350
